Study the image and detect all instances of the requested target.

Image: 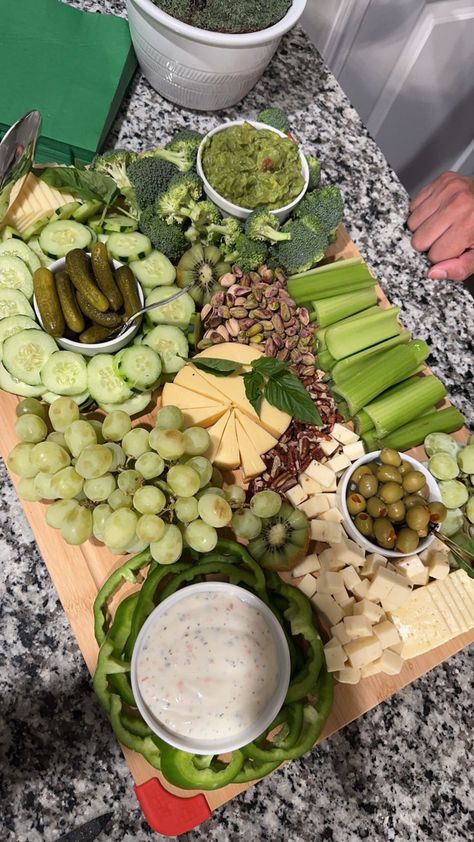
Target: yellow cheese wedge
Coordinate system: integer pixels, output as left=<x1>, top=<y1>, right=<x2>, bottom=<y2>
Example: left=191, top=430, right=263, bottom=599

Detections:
left=181, top=405, right=228, bottom=429
left=206, top=409, right=232, bottom=462
left=4, top=173, right=75, bottom=232
left=197, top=343, right=263, bottom=365
left=234, top=408, right=278, bottom=455
left=215, top=411, right=240, bottom=470
left=235, top=417, right=266, bottom=479
left=161, top=382, right=226, bottom=410
left=174, top=365, right=232, bottom=404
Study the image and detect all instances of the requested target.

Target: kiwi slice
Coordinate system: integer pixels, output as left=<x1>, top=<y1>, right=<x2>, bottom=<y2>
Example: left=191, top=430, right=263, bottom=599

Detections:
left=176, top=243, right=230, bottom=305
left=248, top=502, right=310, bottom=571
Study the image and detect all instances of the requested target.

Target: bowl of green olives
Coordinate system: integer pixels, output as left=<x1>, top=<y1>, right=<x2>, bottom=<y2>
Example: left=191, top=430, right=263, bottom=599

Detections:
left=336, top=448, right=447, bottom=557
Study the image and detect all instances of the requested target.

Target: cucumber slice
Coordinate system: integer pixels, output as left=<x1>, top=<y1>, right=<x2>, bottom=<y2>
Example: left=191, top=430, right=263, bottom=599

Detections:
left=114, top=345, right=162, bottom=390
left=87, top=353, right=132, bottom=404
left=40, top=350, right=88, bottom=396
left=97, top=234, right=109, bottom=245
left=2, top=329, right=57, bottom=386
left=428, top=453, right=459, bottom=481
left=424, top=432, right=460, bottom=458
left=1, top=226, right=22, bottom=241
left=0, top=288, right=35, bottom=320
left=0, top=255, right=33, bottom=299
left=22, top=218, right=51, bottom=241
left=99, top=390, right=152, bottom=416
left=438, top=479, right=469, bottom=509
left=103, top=215, right=138, bottom=234
left=142, top=324, right=188, bottom=374
left=39, top=220, right=92, bottom=258
left=129, top=250, right=176, bottom=289
left=88, top=216, right=105, bottom=235
left=73, top=201, right=103, bottom=223
left=0, top=316, right=40, bottom=355
left=107, top=232, right=152, bottom=262
left=52, top=202, right=82, bottom=222
left=145, top=285, right=195, bottom=329
left=86, top=227, right=98, bottom=248
left=0, top=360, right=45, bottom=397
left=0, top=239, right=40, bottom=274
left=27, top=238, right=52, bottom=268
left=42, top=389, right=91, bottom=406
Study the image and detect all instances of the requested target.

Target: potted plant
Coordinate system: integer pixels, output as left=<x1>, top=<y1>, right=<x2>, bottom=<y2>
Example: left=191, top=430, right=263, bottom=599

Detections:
left=126, top=0, right=307, bottom=111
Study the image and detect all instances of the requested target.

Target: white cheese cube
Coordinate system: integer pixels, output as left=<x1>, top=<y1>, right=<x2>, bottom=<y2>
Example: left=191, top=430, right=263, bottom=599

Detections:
left=336, top=666, right=361, bottom=684
left=300, top=495, right=330, bottom=518
left=291, top=554, right=321, bottom=577
left=324, top=636, right=341, bottom=649
left=342, top=441, right=366, bottom=461
left=318, top=547, right=339, bottom=570
left=311, top=520, right=343, bottom=543
left=353, top=599, right=385, bottom=624
left=361, top=659, right=383, bottom=678
left=419, top=537, right=449, bottom=564
left=379, top=649, right=404, bottom=675
left=394, top=555, right=429, bottom=586
left=285, top=484, right=308, bottom=507
left=310, top=592, right=344, bottom=626
left=372, top=620, right=400, bottom=649
left=380, top=583, right=412, bottom=612
left=331, top=621, right=352, bottom=645
left=298, top=473, right=322, bottom=495
left=367, top=567, right=411, bottom=602
left=305, top=460, right=337, bottom=490
left=319, top=508, right=344, bottom=523
left=331, top=423, right=359, bottom=445
left=338, top=536, right=366, bottom=567
left=428, top=552, right=450, bottom=580
left=316, top=571, right=345, bottom=595
left=326, top=453, right=352, bottom=474
left=361, top=553, right=387, bottom=579
left=296, top=574, right=318, bottom=599
left=344, top=614, right=373, bottom=639
left=341, top=565, right=362, bottom=591
left=341, top=597, right=356, bottom=616
left=333, top=587, right=351, bottom=606
left=324, top=640, right=347, bottom=672
left=344, top=636, right=383, bottom=669
left=323, top=493, right=337, bottom=508
left=352, top=579, right=370, bottom=600
left=388, top=641, right=404, bottom=654
left=319, top=437, right=339, bottom=457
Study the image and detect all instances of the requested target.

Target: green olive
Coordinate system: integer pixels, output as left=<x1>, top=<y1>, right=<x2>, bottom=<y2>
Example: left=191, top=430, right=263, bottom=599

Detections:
left=402, top=470, right=426, bottom=493
left=398, top=460, right=413, bottom=476
left=380, top=448, right=401, bottom=467
left=387, top=500, right=406, bottom=523
left=346, top=493, right=366, bottom=515
left=373, top=517, right=397, bottom=549
left=367, top=462, right=379, bottom=476
left=376, top=465, right=402, bottom=484
left=417, top=527, right=429, bottom=538
left=403, top=493, right=427, bottom=509
left=354, top=513, right=374, bottom=537
left=351, top=465, right=373, bottom=484
left=357, top=474, right=379, bottom=498
left=406, top=505, right=431, bottom=531
left=428, top=501, right=448, bottom=523
left=366, top=496, right=388, bottom=518
left=379, top=481, right=404, bottom=504
left=395, top=527, right=419, bottom=553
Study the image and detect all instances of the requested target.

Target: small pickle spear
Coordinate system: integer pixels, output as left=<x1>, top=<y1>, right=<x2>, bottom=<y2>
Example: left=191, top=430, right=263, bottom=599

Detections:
left=79, top=325, right=116, bottom=344
left=33, top=267, right=65, bottom=337
left=56, top=270, right=85, bottom=334
left=115, top=265, right=141, bottom=319
left=66, top=248, right=109, bottom=313
left=76, top=291, right=123, bottom=327
left=90, top=242, right=123, bottom=312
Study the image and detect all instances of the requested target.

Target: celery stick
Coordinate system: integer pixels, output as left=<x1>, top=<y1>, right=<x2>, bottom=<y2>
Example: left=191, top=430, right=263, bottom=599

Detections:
left=355, top=410, right=374, bottom=435
left=315, top=305, right=381, bottom=344
left=376, top=406, right=464, bottom=451
left=306, top=281, right=375, bottom=302
left=326, top=306, right=402, bottom=360
left=318, top=349, right=336, bottom=370
left=362, top=429, right=378, bottom=451
left=288, top=259, right=374, bottom=304
left=364, top=374, right=447, bottom=437
left=313, top=287, right=377, bottom=327
left=331, top=330, right=411, bottom=384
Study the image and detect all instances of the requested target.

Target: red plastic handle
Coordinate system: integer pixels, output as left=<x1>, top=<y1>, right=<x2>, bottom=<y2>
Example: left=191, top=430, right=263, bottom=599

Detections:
left=135, top=777, right=212, bottom=836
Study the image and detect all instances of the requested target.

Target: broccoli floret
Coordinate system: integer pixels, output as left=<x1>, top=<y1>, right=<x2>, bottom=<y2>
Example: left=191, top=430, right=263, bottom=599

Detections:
left=139, top=207, right=187, bottom=262
left=306, top=155, right=321, bottom=190
left=141, top=129, right=203, bottom=173
left=228, top=234, right=268, bottom=272
left=206, top=216, right=242, bottom=249
left=269, top=219, right=327, bottom=275
left=187, top=200, right=221, bottom=226
left=91, top=149, right=140, bottom=217
left=257, top=107, right=290, bottom=133
left=127, top=157, right=178, bottom=211
left=294, top=186, right=344, bottom=237
left=155, top=172, right=203, bottom=225
left=245, top=208, right=291, bottom=243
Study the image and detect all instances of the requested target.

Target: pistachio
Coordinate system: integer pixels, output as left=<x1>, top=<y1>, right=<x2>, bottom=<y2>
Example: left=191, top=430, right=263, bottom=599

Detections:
left=239, top=317, right=255, bottom=330
left=249, top=334, right=263, bottom=344
left=215, top=324, right=230, bottom=341
left=246, top=323, right=263, bottom=337
left=280, top=302, right=292, bottom=322
left=220, top=273, right=237, bottom=288
left=212, top=291, right=225, bottom=306
left=260, top=320, right=274, bottom=331
left=200, top=303, right=212, bottom=321
left=269, top=300, right=280, bottom=312
left=227, top=318, right=240, bottom=337
left=276, top=348, right=289, bottom=361
left=229, top=306, right=248, bottom=318
left=299, top=307, right=310, bottom=325
left=234, top=296, right=248, bottom=307
left=231, top=265, right=243, bottom=277
left=272, top=314, right=285, bottom=332
left=217, top=305, right=230, bottom=319
left=253, top=308, right=272, bottom=319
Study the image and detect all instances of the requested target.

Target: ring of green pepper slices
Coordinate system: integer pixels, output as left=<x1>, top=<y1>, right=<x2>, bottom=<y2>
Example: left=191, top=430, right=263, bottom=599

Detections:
left=92, top=539, right=333, bottom=790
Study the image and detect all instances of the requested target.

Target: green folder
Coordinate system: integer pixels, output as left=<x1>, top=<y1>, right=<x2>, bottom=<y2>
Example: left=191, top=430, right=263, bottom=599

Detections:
left=0, top=0, right=137, bottom=164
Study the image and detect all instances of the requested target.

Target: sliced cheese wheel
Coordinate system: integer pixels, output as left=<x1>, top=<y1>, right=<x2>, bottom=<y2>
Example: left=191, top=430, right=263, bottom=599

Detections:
left=4, top=173, right=75, bottom=232
left=174, top=365, right=232, bottom=404
left=234, top=408, right=278, bottom=455
left=206, top=409, right=232, bottom=462
left=441, top=577, right=470, bottom=632
left=215, top=411, right=240, bottom=470
left=197, top=343, right=264, bottom=365
left=162, top=382, right=226, bottom=410
left=429, top=581, right=462, bottom=636
left=235, top=417, right=266, bottom=479
left=181, top=405, right=228, bottom=429
left=388, top=588, right=451, bottom=659
left=450, top=571, right=474, bottom=623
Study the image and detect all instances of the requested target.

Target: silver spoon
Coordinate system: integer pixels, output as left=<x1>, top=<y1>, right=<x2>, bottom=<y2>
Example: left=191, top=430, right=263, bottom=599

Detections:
left=111, top=282, right=198, bottom=338
left=0, top=110, right=41, bottom=222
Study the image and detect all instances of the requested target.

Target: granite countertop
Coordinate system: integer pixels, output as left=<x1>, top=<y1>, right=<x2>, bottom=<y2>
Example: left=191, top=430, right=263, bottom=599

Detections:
left=1, top=2, right=473, bottom=841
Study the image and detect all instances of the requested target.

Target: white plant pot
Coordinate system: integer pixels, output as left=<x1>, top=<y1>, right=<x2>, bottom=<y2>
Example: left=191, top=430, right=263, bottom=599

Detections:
left=126, top=0, right=307, bottom=111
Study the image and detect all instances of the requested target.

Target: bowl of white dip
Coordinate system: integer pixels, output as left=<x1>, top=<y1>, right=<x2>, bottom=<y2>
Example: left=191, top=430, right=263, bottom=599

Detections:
left=131, top=581, right=291, bottom=755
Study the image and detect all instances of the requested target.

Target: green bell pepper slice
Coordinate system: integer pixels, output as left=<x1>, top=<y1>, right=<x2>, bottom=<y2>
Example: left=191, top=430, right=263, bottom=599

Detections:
left=159, top=744, right=245, bottom=791
left=108, top=694, right=162, bottom=770
left=93, top=548, right=153, bottom=645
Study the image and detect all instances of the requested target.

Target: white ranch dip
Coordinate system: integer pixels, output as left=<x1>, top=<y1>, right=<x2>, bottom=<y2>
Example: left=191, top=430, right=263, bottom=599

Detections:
left=136, top=589, right=280, bottom=741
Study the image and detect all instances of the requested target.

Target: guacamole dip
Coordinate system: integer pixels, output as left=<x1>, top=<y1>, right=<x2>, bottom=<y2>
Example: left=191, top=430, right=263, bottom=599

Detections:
left=201, top=122, right=305, bottom=210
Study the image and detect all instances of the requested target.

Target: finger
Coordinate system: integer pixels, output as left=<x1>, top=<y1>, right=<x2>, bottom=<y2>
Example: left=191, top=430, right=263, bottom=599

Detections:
left=407, top=176, right=467, bottom=232
left=428, top=249, right=474, bottom=282
left=410, top=207, right=452, bottom=253
left=409, top=171, right=457, bottom=211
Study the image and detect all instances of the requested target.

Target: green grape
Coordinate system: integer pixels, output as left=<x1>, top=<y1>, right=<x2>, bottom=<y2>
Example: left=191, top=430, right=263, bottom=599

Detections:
left=150, top=523, right=183, bottom=564
left=155, top=405, right=183, bottom=430
left=7, top=443, right=37, bottom=477
left=211, top=467, right=223, bottom=487
left=167, top=464, right=201, bottom=497
left=49, top=397, right=80, bottom=432
left=34, top=472, right=59, bottom=500
left=47, top=431, right=69, bottom=449
left=224, top=484, right=246, bottom=507
left=51, top=466, right=84, bottom=499
left=135, top=452, right=165, bottom=480
left=197, top=492, right=232, bottom=528
left=107, top=488, right=133, bottom=510
left=149, top=428, right=186, bottom=460
left=17, top=477, right=42, bottom=502
left=126, top=537, right=149, bottom=554
left=466, top=496, right=474, bottom=524
left=133, top=485, right=166, bottom=515
left=64, top=420, right=97, bottom=457
left=122, top=428, right=151, bottom=459
left=136, top=514, right=166, bottom=543
left=186, top=456, right=212, bottom=489
left=103, top=508, right=138, bottom=548
left=75, top=444, right=113, bottom=479
left=31, top=441, right=70, bottom=474
left=103, top=442, right=126, bottom=471
left=84, top=473, right=116, bottom=502
left=14, top=414, right=48, bottom=443
left=46, top=499, right=79, bottom=528
left=118, top=469, right=142, bottom=494
left=89, top=419, right=105, bottom=444
left=250, top=490, right=282, bottom=518
left=198, top=486, right=226, bottom=498
left=232, top=509, right=262, bottom=540
left=60, top=504, right=93, bottom=545
left=174, top=496, right=199, bottom=523
left=16, top=397, right=48, bottom=422
left=92, top=503, right=113, bottom=541
left=184, top=519, right=218, bottom=553
left=183, top=426, right=211, bottom=456
left=102, top=410, right=132, bottom=442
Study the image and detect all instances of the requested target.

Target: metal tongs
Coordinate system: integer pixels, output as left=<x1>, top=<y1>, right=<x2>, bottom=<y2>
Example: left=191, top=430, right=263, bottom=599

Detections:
left=0, top=110, right=41, bottom=222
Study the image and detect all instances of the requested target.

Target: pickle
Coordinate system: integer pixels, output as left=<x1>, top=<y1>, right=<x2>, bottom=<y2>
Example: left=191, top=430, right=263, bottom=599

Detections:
left=56, top=270, right=85, bottom=334
left=33, top=267, right=65, bottom=337
left=90, top=242, right=123, bottom=311
left=79, top=325, right=116, bottom=344
left=115, top=265, right=141, bottom=319
left=65, top=248, right=109, bottom=313
left=76, top=292, right=123, bottom=327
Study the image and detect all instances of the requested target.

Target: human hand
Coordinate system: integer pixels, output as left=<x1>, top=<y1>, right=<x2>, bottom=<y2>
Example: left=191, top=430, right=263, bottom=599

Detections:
left=407, top=171, right=474, bottom=281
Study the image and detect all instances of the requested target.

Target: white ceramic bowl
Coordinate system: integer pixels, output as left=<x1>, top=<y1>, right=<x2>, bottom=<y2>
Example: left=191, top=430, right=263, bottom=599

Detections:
left=33, top=257, right=144, bottom=358
left=336, top=450, right=442, bottom=558
left=131, top=581, right=291, bottom=756
left=126, top=0, right=307, bottom=111
left=196, top=120, right=309, bottom=223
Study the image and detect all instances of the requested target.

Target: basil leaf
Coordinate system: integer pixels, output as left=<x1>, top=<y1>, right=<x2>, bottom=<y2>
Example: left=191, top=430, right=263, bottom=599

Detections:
left=251, top=357, right=289, bottom=376
left=32, top=166, right=119, bottom=205
left=265, top=371, right=323, bottom=426
left=192, top=358, right=244, bottom=377
left=243, top=370, right=264, bottom=416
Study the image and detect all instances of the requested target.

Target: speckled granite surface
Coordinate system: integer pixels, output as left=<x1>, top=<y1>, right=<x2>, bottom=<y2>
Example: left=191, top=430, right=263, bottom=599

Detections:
left=0, top=2, right=473, bottom=841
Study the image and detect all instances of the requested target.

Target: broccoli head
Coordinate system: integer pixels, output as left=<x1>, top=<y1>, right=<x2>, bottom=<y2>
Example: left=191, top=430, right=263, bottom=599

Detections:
left=257, top=107, right=290, bottom=133
left=91, top=149, right=140, bottom=218
left=228, top=234, right=268, bottom=273
left=127, top=157, right=178, bottom=211
left=206, top=216, right=242, bottom=250
left=294, top=186, right=344, bottom=237
left=141, top=128, right=203, bottom=173
left=268, top=219, right=326, bottom=275
left=154, top=172, right=203, bottom=225
left=306, top=155, right=321, bottom=190
left=187, top=199, right=221, bottom=227
left=139, top=206, right=187, bottom=262
left=245, top=208, right=291, bottom=243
